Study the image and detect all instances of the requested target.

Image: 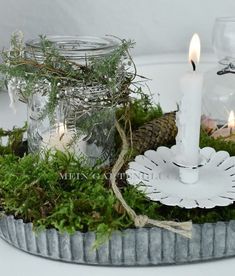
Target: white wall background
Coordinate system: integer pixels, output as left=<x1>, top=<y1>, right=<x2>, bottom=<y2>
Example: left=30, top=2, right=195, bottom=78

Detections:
left=0, top=0, right=235, bottom=55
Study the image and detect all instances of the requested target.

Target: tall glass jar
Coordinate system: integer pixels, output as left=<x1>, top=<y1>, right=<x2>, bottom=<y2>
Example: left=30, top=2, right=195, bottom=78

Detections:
left=203, top=17, right=235, bottom=126
left=25, top=36, right=121, bottom=165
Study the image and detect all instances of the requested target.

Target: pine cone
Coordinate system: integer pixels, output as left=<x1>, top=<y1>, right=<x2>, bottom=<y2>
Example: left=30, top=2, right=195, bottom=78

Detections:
left=132, top=112, right=177, bottom=155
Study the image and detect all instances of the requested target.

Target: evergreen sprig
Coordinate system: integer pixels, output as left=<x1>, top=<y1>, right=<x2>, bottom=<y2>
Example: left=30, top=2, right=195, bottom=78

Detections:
left=0, top=33, right=143, bottom=114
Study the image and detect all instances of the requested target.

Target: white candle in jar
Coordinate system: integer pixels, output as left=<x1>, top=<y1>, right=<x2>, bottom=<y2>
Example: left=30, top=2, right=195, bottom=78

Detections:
left=42, top=122, right=73, bottom=152
left=175, top=33, right=203, bottom=184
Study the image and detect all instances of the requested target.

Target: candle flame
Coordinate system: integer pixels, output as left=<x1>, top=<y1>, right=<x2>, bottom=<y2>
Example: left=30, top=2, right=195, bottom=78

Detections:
left=228, top=111, right=235, bottom=129
left=188, top=33, right=201, bottom=65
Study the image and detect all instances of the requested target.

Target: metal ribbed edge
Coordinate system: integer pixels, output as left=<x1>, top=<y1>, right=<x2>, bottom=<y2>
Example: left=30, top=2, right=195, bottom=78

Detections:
left=0, top=215, right=235, bottom=266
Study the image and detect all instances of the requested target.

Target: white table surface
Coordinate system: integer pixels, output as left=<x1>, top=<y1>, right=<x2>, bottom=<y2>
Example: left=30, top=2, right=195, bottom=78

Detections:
left=2, top=53, right=235, bottom=276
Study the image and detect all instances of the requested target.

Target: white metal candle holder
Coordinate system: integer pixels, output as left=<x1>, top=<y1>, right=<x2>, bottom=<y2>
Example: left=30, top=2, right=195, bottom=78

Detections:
left=126, top=146, right=235, bottom=209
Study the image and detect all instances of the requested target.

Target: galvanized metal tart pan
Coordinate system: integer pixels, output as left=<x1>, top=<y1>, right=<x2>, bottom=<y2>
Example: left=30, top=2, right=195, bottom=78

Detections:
left=0, top=215, right=235, bottom=266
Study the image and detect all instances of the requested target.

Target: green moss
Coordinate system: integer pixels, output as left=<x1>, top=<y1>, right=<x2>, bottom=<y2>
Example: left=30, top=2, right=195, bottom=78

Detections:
left=0, top=123, right=27, bottom=156
left=200, top=129, right=235, bottom=155
left=2, top=118, right=235, bottom=244
left=0, top=151, right=164, bottom=245
left=116, top=98, right=163, bottom=131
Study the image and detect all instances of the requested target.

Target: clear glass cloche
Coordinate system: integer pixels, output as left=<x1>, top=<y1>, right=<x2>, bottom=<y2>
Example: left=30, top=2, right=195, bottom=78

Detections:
left=202, top=17, right=235, bottom=126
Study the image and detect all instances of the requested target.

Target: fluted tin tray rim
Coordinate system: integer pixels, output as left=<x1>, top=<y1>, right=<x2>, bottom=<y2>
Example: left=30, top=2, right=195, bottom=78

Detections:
left=0, top=215, right=235, bottom=266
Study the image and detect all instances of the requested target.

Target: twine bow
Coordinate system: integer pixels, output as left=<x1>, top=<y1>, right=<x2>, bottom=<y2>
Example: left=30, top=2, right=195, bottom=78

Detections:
left=110, top=120, right=192, bottom=239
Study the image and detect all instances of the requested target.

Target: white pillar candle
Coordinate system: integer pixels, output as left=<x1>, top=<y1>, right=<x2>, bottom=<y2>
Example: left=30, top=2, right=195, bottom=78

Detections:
left=175, top=33, right=203, bottom=184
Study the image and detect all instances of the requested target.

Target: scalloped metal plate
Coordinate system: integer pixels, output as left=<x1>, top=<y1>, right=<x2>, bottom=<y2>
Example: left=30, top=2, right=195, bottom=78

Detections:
left=126, top=146, right=235, bottom=209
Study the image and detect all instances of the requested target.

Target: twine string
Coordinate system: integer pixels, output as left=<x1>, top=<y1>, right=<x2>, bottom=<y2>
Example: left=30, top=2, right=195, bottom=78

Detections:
left=110, top=120, right=192, bottom=239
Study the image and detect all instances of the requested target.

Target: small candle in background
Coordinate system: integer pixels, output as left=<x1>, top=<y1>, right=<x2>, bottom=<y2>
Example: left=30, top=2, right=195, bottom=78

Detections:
left=224, top=111, right=235, bottom=142
left=211, top=110, right=235, bottom=139
left=228, top=110, right=235, bottom=134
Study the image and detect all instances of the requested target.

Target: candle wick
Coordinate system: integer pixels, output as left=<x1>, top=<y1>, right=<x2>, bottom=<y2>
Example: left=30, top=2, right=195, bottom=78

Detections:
left=191, top=60, right=196, bottom=71
left=59, top=132, right=65, bottom=141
